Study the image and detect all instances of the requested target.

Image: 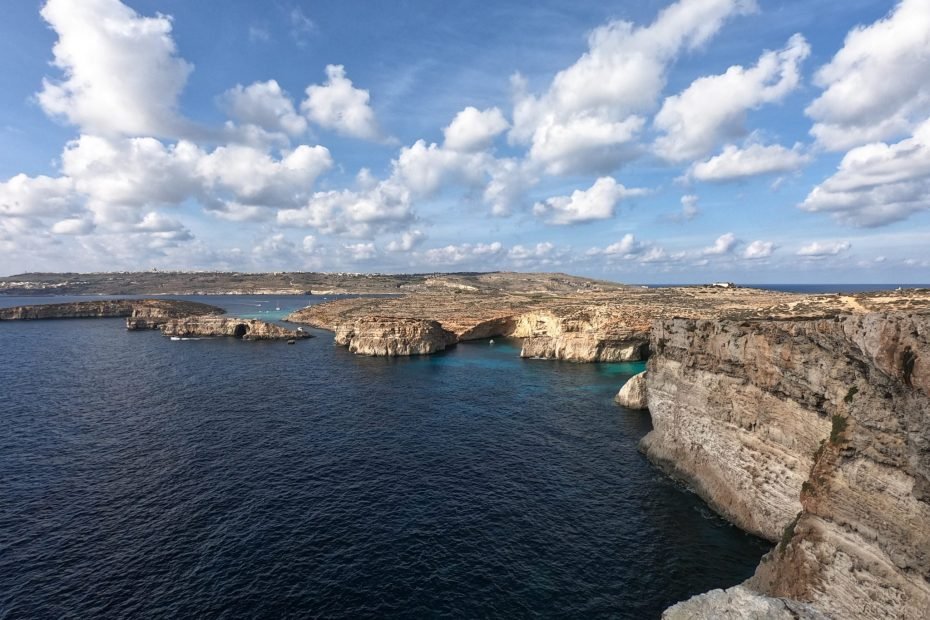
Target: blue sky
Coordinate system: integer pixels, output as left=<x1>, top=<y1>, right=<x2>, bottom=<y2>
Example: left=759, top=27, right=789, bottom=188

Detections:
left=1, top=0, right=929, bottom=283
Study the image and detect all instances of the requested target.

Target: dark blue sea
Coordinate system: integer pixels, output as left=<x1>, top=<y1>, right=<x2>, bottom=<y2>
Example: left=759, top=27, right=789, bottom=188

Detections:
left=0, top=295, right=769, bottom=619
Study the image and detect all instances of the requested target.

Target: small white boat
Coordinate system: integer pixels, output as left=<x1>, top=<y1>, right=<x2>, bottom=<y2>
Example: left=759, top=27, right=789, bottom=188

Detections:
left=170, top=336, right=181, bottom=341
left=489, top=339, right=495, bottom=344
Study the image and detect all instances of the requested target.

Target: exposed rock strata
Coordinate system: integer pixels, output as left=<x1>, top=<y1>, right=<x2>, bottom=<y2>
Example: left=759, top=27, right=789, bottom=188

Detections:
left=662, top=585, right=827, bottom=619
left=289, top=286, right=810, bottom=360
left=513, top=309, right=649, bottom=362
left=1, top=299, right=223, bottom=322
left=615, top=371, right=648, bottom=410
left=159, top=316, right=309, bottom=341
left=646, top=312, right=930, bottom=619
left=334, top=317, right=456, bottom=355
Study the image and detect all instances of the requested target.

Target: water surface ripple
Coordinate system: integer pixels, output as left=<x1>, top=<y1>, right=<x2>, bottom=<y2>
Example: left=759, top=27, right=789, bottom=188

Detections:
left=0, top=295, right=768, bottom=619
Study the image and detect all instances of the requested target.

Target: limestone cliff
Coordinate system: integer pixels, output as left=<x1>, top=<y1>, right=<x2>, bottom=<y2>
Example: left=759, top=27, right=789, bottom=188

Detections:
left=334, top=317, right=457, bottom=356
left=159, top=316, right=309, bottom=341
left=1, top=299, right=223, bottom=322
left=662, top=585, right=827, bottom=619
left=512, top=308, right=650, bottom=362
left=645, top=313, right=930, bottom=618
left=615, top=371, right=648, bottom=410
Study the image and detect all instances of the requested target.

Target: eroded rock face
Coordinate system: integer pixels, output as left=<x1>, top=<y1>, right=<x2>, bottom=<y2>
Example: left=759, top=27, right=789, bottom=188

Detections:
left=159, top=316, right=309, bottom=341
left=662, top=585, right=827, bottom=619
left=334, top=317, right=457, bottom=356
left=1, top=299, right=222, bottom=322
left=513, top=309, right=649, bottom=362
left=615, top=371, right=648, bottom=410
left=647, top=313, right=930, bottom=619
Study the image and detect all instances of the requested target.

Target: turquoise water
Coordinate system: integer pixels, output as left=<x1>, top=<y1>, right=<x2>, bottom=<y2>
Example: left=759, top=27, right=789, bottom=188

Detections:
left=0, top=295, right=767, bottom=618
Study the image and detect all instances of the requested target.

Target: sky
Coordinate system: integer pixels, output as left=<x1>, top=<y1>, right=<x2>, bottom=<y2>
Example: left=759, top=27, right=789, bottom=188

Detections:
left=1, top=0, right=929, bottom=283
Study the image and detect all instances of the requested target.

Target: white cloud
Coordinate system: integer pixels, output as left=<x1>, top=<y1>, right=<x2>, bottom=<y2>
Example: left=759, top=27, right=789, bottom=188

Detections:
left=343, top=242, right=377, bottom=260
left=0, top=174, right=77, bottom=217
left=392, top=140, right=489, bottom=198
left=302, top=65, right=382, bottom=141
left=62, top=135, right=203, bottom=211
left=742, top=239, right=775, bottom=259
left=51, top=217, right=94, bottom=235
left=806, top=0, right=930, bottom=151
left=197, top=143, right=332, bottom=207
left=37, top=0, right=193, bottom=137
left=797, top=241, right=851, bottom=257
left=689, top=142, right=811, bottom=181
left=666, top=194, right=700, bottom=222
left=510, top=0, right=757, bottom=174
left=422, top=242, right=504, bottom=265
left=483, top=158, right=537, bottom=216
left=533, top=177, right=646, bottom=225
left=509, top=242, right=554, bottom=260
left=220, top=80, right=307, bottom=136
left=800, top=119, right=930, bottom=226
left=386, top=229, right=426, bottom=252
left=702, top=232, right=738, bottom=255
left=443, top=106, right=509, bottom=152
left=587, top=233, right=644, bottom=257
left=654, top=34, right=809, bottom=162
left=277, top=179, right=413, bottom=237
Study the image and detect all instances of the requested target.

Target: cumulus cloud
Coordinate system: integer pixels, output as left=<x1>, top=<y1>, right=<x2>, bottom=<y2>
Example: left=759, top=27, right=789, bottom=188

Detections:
left=586, top=233, right=644, bottom=257
left=37, top=0, right=193, bottom=137
left=533, top=177, right=646, bottom=225
left=702, top=232, right=738, bottom=255
left=800, top=119, right=930, bottom=226
left=797, top=241, right=851, bottom=257
left=61, top=135, right=203, bottom=212
left=197, top=143, right=332, bottom=207
left=654, top=33, right=809, bottom=162
left=422, top=241, right=504, bottom=265
left=806, top=0, right=930, bottom=150
left=742, top=239, right=775, bottom=259
left=0, top=174, right=77, bottom=217
left=689, top=142, right=811, bottom=182
left=343, top=242, right=377, bottom=260
left=443, top=106, right=509, bottom=152
left=277, top=179, right=413, bottom=237
left=220, top=80, right=307, bottom=137
left=510, top=0, right=757, bottom=175
left=301, top=65, right=383, bottom=141
left=50, top=217, right=94, bottom=235
left=386, top=229, right=426, bottom=252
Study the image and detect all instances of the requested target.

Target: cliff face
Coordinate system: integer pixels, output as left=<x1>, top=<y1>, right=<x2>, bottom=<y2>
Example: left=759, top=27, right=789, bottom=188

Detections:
left=159, top=316, right=309, bottom=341
left=645, top=313, right=930, bottom=618
left=1, top=299, right=223, bottom=322
left=334, top=317, right=457, bottom=356
left=512, top=308, right=650, bottom=362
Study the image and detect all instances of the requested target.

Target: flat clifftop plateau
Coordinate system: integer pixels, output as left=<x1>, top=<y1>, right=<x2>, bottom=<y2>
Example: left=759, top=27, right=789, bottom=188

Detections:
left=646, top=311, right=930, bottom=619
left=0, top=271, right=625, bottom=296
left=0, top=299, right=224, bottom=322
left=287, top=285, right=809, bottom=360
left=156, top=316, right=310, bottom=341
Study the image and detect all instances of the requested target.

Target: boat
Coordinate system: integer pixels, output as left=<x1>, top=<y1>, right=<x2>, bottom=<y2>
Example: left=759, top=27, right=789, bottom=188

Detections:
left=489, top=339, right=495, bottom=344
left=170, top=336, right=181, bottom=341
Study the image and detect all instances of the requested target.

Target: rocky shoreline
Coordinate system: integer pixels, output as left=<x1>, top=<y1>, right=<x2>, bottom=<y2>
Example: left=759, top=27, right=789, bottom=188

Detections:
left=1, top=299, right=306, bottom=342
left=4, top=276, right=930, bottom=616
left=289, top=284, right=930, bottom=617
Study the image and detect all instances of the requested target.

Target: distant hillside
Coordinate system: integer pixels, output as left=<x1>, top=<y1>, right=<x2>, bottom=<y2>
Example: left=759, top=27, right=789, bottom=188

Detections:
left=0, top=271, right=628, bottom=296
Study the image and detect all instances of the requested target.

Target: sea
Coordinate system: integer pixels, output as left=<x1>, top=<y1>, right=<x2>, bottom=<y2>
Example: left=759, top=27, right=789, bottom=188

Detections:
left=1, top=293, right=778, bottom=619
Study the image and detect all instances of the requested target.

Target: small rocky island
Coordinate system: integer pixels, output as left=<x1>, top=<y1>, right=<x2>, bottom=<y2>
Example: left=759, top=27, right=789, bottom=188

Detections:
left=1, top=298, right=308, bottom=342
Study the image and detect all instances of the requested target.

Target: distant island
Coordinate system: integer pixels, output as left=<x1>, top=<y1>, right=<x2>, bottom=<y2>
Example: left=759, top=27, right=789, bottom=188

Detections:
left=2, top=270, right=928, bottom=618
